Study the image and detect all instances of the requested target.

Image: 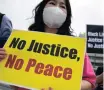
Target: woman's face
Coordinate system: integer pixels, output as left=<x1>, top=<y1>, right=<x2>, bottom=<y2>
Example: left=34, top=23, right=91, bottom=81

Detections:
left=45, top=0, right=67, bottom=14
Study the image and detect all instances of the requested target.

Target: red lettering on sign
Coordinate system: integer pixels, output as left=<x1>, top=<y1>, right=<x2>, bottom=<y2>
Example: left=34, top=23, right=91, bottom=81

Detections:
left=25, top=59, right=36, bottom=72
left=5, top=54, right=17, bottom=68
left=35, top=63, right=44, bottom=74
left=53, top=66, right=63, bottom=78
left=63, top=68, right=72, bottom=80
left=5, top=54, right=73, bottom=80
left=14, top=59, right=24, bottom=70
left=44, top=64, right=53, bottom=76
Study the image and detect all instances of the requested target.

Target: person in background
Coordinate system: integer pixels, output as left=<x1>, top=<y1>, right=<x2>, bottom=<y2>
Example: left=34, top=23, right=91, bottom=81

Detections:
left=96, top=66, right=103, bottom=90
left=0, top=13, right=12, bottom=38
left=0, top=0, right=96, bottom=90
left=0, top=13, right=12, bottom=48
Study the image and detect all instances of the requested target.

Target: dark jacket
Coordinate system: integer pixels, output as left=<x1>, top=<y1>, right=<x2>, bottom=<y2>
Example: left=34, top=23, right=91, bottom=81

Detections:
left=0, top=37, right=8, bottom=48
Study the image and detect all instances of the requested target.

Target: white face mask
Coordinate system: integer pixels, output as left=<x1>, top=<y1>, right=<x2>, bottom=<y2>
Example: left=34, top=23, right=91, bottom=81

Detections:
left=43, top=7, right=67, bottom=28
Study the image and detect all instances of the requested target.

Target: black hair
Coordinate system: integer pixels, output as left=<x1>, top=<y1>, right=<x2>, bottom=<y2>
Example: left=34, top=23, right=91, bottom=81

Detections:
left=28, top=0, right=72, bottom=36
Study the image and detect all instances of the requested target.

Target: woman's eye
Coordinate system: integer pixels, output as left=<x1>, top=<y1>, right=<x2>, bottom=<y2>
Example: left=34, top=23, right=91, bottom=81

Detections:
left=49, top=2, right=55, bottom=5
left=61, top=6, right=66, bottom=9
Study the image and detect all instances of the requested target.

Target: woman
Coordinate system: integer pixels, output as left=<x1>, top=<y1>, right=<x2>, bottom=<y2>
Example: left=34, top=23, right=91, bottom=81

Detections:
left=0, top=0, right=96, bottom=90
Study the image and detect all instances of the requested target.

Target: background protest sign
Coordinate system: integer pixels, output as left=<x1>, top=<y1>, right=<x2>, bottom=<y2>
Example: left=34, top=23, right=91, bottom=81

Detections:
left=87, top=25, right=103, bottom=54
left=0, top=30, right=86, bottom=90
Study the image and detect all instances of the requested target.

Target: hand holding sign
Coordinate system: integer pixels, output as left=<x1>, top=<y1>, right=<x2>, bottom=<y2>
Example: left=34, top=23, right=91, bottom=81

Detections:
left=0, top=48, right=7, bottom=61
